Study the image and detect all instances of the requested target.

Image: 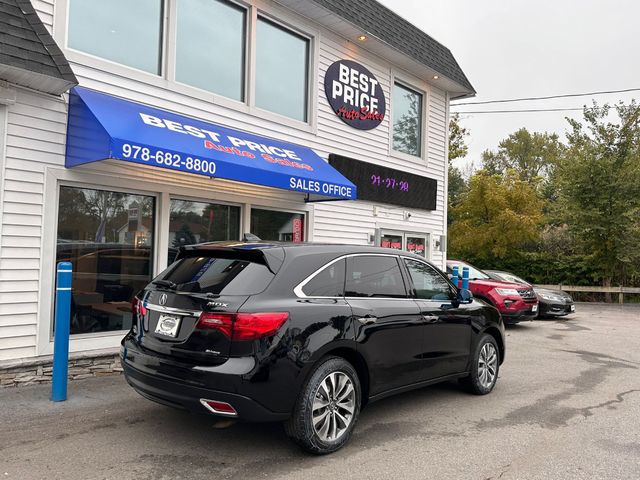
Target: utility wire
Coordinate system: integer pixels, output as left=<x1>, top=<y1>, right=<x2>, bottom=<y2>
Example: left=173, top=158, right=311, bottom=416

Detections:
left=452, top=87, right=640, bottom=106
left=455, top=107, right=585, bottom=114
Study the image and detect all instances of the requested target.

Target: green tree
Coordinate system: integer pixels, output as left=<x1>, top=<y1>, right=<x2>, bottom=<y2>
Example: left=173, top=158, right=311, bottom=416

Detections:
left=482, top=128, right=564, bottom=188
left=449, top=170, right=544, bottom=260
left=448, top=114, right=469, bottom=224
left=556, top=101, right=640, bottom=286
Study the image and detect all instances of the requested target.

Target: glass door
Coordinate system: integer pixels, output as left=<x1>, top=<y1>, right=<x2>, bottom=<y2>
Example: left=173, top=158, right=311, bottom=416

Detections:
left=168, top=199, right=241, bottom=264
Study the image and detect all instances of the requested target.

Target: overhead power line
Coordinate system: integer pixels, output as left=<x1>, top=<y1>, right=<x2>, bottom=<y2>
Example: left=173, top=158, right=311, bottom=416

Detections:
left=452, top=87, right=640, bottom=106
left=455, top=107, right=585, bottom=114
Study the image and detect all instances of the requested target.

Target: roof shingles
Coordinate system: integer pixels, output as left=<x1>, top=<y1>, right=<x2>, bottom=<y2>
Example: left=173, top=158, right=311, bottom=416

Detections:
left=0, top=0, right=77, bottom=93
left=309, top=0, right=474, bottom=94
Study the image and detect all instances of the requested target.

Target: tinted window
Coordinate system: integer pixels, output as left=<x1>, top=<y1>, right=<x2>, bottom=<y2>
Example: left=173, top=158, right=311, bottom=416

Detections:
left=302, top=259, right=346, bottom=297
left=251, top=208, right=304, bottom=242
left=158, top=256, right=273, bottom=295
left=68, top=0, right=163, bottom=74
left=405, top=260, right=452, bottom=300
left=176, top=0, right=246, bottom=100
left=255, top=18, right=309, bottom=121
left=346, top=256, right=406, bottom=298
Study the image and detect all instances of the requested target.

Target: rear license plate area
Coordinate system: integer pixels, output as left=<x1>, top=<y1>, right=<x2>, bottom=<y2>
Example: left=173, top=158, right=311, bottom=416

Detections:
left=155, top=314, right=181, bottom=338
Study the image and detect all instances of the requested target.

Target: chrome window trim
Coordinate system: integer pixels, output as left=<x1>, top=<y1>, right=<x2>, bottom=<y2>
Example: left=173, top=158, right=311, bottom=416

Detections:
left=294, top=253, right=415, bottom=300
left=145, top=303, right=202, bottom=317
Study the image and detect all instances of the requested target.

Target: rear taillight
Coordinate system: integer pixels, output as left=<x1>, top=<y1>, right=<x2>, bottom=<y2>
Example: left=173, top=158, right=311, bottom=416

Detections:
left=196, top=312, right=288, bottom=340
left=132, top=296, right=147, bottom=316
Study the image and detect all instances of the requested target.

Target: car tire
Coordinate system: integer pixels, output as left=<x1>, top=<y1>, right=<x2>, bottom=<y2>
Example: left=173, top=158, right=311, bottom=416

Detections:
left=285, top=356, right=361, bottom=454
left=460, top=334, right=500, bottom=395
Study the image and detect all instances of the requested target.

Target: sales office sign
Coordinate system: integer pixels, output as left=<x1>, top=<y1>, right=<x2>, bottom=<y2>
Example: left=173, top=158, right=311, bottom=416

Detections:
left=324, top=59, right=386, bottom=130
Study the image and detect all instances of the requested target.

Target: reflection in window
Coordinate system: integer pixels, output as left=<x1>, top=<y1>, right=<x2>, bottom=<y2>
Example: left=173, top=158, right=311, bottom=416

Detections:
left=255, top=18, right=309, bottom=121
left=392, top=83, right=423, bottom=157
left=68, top=0, right=163, bottom=74
left=250, top=208, right=304, bottom=242
left=176, top=0, right=246, bottom=100
left=169, top=200, right=240, bottom=264
left=404, top=259, right=451, bottom=300
left=56, top=187, right=155, bottom=334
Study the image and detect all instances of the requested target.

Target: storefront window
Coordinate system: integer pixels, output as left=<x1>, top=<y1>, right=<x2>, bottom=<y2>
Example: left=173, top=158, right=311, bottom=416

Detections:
left=380, top=233, right=402, bottom=250
left=176, top=0, right=246, bottom=101
left=168, top=200, right=240, bottom=263
left=68, top=0, right=163, bottom=75
left=392, top=82, right=423, bottom=157
left=56, top=186, right=155, bottom=334
left=406, top=236, right=427, bottom=257
left=251, top=208, right=304, bottom=242
left=255, top=18, right=309, bottom=122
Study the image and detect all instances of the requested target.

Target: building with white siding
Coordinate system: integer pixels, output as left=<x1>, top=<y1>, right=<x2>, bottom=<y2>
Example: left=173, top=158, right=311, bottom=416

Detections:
left=0, top=0, right=474, bottom=372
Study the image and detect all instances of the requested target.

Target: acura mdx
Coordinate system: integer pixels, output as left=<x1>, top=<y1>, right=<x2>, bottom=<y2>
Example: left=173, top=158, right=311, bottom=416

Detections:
left=121, top=242, right=505, bottom=454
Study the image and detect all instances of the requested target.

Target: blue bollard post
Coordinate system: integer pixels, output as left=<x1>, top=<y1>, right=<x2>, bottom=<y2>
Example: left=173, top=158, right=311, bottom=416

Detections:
left=452, top=266, right=459, bottom=288
left=51, top=261, right=72, bottom=402
left=462, top=266, right=470, bottom=290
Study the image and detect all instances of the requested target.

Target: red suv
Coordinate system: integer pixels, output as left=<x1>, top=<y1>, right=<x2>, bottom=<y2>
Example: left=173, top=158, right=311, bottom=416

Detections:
left=446, top=260, right=538, bottom=325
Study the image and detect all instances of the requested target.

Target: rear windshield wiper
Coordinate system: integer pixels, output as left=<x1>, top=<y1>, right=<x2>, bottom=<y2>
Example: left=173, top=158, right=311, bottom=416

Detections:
left=152, top=280, right=177, bottom=290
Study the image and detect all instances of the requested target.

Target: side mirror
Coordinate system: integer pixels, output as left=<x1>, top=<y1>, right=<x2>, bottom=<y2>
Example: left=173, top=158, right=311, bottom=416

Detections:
left=456, top=288, right=473, bottom=304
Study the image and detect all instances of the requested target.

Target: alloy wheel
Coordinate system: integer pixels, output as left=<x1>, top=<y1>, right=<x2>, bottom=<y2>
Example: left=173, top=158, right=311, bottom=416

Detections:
left=312, top=371, right=356, bottom=442
left=478, top=342, right=498, bottom=389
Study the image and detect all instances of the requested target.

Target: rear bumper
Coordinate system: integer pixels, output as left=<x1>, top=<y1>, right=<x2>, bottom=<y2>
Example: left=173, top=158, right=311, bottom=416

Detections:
left=120, top=336, right=290, bottom=422
left=122, top=360, right=288, bottom=422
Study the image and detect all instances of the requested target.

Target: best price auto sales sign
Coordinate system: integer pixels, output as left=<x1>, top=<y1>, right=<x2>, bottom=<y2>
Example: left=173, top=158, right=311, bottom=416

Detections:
left=324, top=59, right=386, bottom=130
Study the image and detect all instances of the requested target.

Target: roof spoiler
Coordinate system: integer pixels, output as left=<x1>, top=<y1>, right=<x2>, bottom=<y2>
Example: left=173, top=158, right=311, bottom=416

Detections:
left=176, top=244, right=285, bottom=274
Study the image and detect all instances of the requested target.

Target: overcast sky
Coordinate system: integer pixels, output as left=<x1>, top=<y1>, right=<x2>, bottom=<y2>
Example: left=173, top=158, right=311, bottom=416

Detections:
left=378, top=0, right=639, bottom=171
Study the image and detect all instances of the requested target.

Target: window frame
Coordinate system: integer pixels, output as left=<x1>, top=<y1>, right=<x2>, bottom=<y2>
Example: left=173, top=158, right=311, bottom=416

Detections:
left=378, top=229, right=431, bottom=260
left=55, top=0, right=318, bottom=130
left=389, top=73, right=428, bottom=162
left=249, top=206, right=307, bottom=243
left=170, top=0, right=249, bottom=104
left=52, top=181, right=161, bottom=340
left=401, top=256, right=456, bottom=302
left=252, top=13, right=312, bottom=124
left=295, top=254, right=413, bottom=300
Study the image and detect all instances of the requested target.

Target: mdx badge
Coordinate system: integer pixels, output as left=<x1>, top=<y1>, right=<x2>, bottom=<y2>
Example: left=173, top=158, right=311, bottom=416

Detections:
left=207, top=301, right=229, bottom=308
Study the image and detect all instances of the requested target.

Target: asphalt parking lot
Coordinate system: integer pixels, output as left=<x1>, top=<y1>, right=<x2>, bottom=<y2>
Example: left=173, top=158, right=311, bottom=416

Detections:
left=1, top=303, right=639, bottom=480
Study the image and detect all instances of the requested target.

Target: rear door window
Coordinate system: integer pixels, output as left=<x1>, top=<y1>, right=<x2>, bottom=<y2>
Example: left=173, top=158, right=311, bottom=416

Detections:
left=346, top=256, right=406, bottom=298
left=157, top=256, right=274, bottom=295
left=302, top=259, right=346, bottom=297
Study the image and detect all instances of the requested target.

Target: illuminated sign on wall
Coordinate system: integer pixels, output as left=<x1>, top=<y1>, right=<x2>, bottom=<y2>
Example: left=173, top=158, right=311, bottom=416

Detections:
left=328, top=154, right=437, bottom=210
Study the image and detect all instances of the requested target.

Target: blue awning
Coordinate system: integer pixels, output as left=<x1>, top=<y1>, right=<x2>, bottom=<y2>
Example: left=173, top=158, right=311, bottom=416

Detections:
left=65, top=87, right=356, bottom=201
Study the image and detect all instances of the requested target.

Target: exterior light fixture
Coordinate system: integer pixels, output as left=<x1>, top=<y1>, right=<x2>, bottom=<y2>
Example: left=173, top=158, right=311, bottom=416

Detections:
left=358, top=34, right=367, bottom=41
left=432, top=75, right=439, bottom=80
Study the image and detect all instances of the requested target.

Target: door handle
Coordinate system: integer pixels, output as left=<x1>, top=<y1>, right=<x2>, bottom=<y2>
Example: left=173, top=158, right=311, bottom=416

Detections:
left=422, top=314, right=439, bottom=323
left=357, top=315, right=378, bottom=325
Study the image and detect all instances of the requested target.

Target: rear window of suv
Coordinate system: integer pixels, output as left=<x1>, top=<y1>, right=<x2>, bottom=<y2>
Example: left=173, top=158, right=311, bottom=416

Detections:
left=157, top=255, right=274, bottom=295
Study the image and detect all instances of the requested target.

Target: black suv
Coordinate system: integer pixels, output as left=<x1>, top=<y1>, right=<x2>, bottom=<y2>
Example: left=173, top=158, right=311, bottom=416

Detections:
left=121, top=242, right=505, bottom=454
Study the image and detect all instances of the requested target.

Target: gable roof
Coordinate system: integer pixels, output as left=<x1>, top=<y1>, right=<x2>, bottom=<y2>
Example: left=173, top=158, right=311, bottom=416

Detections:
left=309, top=0, right=475, bottom=95
left=0, top=0, right=77, bottom=95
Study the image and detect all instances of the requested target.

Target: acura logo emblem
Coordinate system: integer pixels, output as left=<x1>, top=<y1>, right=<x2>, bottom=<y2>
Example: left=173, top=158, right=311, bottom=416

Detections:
left=159, top=293, right=168, bottom=306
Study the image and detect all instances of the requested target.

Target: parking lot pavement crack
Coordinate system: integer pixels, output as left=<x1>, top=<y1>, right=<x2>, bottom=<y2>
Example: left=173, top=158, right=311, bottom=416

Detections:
left=577, top=389, right=640, bottom=417
left=475, top=350, right=637, bottom=431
